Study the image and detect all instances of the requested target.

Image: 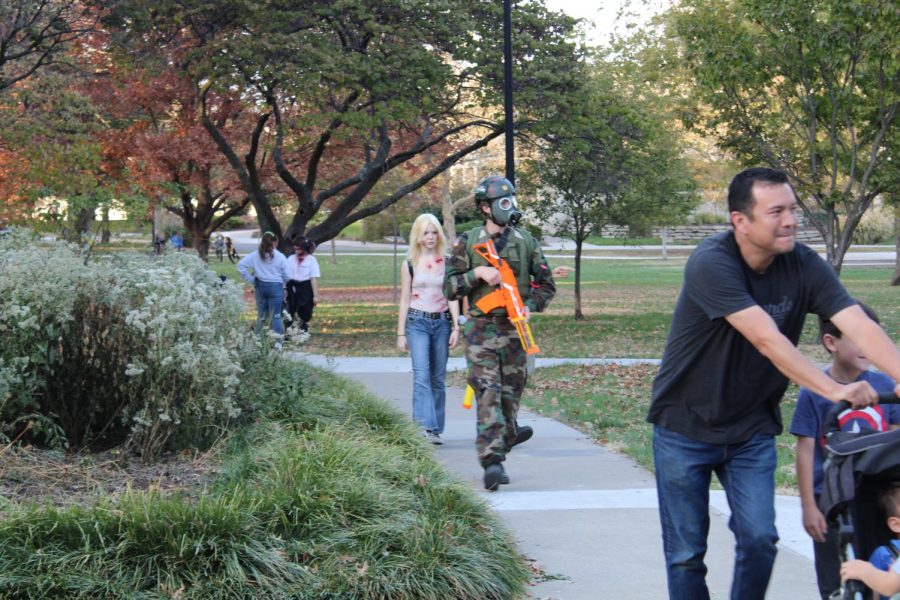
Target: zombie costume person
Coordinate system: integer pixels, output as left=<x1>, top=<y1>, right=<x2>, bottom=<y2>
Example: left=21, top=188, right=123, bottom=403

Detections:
left=285, top=236, right=320, bottom=338
left=397, top=214, right=459, bottom=444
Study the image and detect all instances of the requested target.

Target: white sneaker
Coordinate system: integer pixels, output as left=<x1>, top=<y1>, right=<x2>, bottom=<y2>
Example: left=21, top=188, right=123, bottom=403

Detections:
left=426, top=431, right=443, bottom=445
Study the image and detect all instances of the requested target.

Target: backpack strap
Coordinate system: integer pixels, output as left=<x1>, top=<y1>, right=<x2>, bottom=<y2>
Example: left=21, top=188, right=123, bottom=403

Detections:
left=407, top=259, right=413, bottom=278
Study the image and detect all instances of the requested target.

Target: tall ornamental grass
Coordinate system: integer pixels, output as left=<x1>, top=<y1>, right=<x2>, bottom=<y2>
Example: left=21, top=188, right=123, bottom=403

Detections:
left=0, top=357, right=531, bottom=599
left=0, top=230, right=248, bottom=458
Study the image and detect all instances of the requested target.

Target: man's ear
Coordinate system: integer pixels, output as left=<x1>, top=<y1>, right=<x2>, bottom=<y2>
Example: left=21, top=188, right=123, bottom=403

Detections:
left=730, top=210, right=747, bottom=233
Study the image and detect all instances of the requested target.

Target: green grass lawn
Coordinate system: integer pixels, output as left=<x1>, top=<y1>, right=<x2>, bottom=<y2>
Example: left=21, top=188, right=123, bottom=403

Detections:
left=583, top=235, right=667, bottom=245
left=272, top=254, right=896, bottom=360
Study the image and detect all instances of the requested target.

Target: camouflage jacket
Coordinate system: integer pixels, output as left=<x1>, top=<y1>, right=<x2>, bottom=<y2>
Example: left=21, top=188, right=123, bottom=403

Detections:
left=443, top=225, right=555, bottom=317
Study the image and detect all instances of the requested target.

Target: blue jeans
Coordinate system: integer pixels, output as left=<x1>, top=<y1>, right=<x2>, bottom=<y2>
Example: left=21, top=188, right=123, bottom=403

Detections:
left=406, top=313, right=451, bottom=434
left=254, top=280, right=284, bottom=335
left=652, top=425, right=778, bottom=600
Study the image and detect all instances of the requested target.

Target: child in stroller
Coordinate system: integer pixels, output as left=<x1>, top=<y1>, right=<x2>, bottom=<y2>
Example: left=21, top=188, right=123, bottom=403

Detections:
left=841, top=483, right=900, bottom=599
left=820, top=393, right=900, bottom=600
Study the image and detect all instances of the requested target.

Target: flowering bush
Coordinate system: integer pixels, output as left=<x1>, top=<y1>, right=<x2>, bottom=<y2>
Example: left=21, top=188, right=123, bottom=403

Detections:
left=0, top=230, right=249, bottom=459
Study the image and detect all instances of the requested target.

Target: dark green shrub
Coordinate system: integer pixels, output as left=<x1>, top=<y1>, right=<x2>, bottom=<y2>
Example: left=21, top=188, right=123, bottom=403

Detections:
left=0, top=234, right=248, bottom=458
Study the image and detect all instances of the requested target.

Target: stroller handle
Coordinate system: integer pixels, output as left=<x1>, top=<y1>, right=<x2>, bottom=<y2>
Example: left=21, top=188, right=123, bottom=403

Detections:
left=823, top=393, right=900, bottom=436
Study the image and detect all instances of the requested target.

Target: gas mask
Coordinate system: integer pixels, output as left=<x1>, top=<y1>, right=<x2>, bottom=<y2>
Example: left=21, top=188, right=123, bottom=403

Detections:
left=489, top=195, right=522, bottom=227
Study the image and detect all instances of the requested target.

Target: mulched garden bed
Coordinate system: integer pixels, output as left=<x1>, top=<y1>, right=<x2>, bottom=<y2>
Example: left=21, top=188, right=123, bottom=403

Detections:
left=0, top=444, right=220, bottom=509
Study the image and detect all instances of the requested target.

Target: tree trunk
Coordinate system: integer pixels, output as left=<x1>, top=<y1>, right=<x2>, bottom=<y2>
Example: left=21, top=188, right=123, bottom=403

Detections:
left=892, top=207, right=899, bottom=286
left=101, top=206, right=110, bottom=243
left=441, top=171, right=457, bottom=241
left=72, top=204, right=96, bottom=241
left=574, top=239, right=583, bottom=320
left=194, top=235, right=210, bottom=262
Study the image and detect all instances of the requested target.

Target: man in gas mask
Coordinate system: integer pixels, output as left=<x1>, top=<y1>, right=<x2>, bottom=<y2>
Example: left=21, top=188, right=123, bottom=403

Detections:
left=443, top=176, right=556, bottom=491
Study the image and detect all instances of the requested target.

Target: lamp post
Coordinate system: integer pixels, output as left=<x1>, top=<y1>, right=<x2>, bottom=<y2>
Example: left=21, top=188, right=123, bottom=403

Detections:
left=503, top=0, right=515, bottom=186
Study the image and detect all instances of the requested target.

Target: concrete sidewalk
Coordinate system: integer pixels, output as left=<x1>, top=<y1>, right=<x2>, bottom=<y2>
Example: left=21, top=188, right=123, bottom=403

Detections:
left=291, top=353, right=820, bottom=599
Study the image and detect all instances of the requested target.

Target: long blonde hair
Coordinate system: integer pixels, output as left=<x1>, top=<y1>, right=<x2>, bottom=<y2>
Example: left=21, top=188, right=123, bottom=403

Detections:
left=406, top=214, right=447, bottom=265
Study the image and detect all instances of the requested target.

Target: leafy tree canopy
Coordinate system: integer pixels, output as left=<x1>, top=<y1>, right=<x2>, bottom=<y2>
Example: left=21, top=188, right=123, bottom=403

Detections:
left=101, top=0, right=585, bottom=248
left=0, top=68, right=118, bottom=236
left=0, top=0, right=98, bottom=92
left=523, top=67, right=697, bottom=318
left=673, top=0, right=899, bottom=272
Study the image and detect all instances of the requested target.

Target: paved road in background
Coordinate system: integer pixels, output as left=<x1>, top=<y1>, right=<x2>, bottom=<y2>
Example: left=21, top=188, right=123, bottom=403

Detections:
left=228, top=230, right=896, bottom=266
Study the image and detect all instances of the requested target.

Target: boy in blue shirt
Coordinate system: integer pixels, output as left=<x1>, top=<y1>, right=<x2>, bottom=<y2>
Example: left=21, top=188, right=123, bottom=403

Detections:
left=791, top=301, right=899, bottom=599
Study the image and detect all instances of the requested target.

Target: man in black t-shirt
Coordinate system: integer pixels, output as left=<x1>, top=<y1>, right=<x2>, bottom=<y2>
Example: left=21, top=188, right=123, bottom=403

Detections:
left=647, top=167, right=900, bottom=600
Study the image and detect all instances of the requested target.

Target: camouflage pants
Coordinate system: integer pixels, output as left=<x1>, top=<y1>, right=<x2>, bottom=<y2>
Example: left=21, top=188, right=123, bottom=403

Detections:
left=464, top=317, right=527, bottom=468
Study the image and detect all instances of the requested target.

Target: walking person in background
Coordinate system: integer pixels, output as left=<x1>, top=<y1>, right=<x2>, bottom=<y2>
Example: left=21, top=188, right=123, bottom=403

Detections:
left=169, top=231, right=184, bottom=252
left=646, top=167, right=900, bottom=600
left=237, top=231, right=289, bottom=342
left=212, top=234, right=226, bottom=262
left=444, top=176, right=555, bottom=489
left=285, top=235, right=321, bottom=342
left=398, top=214, right=459, bottom=445
left=225, top=236, right=238, bottom=263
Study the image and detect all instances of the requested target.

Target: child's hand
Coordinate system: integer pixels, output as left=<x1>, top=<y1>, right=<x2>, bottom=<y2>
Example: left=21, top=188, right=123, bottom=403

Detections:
left=802, top=506, right=828, bottom=543
left=841, top=559, right=875, bottom=582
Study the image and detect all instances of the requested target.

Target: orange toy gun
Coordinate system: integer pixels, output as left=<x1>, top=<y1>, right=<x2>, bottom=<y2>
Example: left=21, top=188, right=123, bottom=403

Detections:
left=472, top=239, right=540, bottom=355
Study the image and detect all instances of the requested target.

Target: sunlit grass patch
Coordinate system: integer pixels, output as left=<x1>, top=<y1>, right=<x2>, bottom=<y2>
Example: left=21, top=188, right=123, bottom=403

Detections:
left=522, top=363, right=807, bottom=493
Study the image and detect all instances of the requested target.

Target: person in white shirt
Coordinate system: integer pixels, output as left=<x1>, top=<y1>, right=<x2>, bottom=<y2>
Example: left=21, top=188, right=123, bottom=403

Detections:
left=237, top=231, right=289, bottom=336
left=285, top=236, right=321, bottom=337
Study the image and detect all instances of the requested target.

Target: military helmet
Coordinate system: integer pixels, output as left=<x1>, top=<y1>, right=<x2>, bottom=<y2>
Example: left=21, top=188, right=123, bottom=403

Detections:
left=474, top=176, right=515, bottom=205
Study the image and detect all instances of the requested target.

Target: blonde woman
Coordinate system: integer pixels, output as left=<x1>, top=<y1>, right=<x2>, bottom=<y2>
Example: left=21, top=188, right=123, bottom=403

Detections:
left=397, top=214, right=459, bottom=444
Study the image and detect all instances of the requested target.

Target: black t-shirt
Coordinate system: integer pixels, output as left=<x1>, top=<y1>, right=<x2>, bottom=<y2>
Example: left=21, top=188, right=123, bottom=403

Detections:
left=646, top=231, right=853, bottom=444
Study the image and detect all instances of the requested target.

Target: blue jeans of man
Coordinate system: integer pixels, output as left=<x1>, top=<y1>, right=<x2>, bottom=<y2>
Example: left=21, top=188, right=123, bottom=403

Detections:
left=406, top=313, right=450, bottom=434
left=254, top=279, right=284, bottom=335
left=652, top=425, right=778, bottom=600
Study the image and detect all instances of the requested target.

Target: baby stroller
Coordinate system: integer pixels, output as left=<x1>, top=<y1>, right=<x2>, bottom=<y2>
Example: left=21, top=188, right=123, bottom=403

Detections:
left=820, top=393, right=900, bottom=600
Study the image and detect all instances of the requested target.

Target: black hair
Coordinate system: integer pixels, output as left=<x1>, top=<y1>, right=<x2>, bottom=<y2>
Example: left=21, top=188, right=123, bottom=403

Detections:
left=727, top=167, right=793, bottom=220
left=292, top=235, right=316, bottom=255
left=819, top=300, right=880, bottom=344
left=879, top=483, right=900, bottom=520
